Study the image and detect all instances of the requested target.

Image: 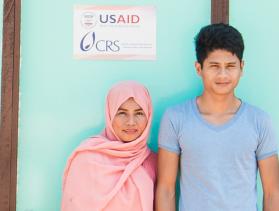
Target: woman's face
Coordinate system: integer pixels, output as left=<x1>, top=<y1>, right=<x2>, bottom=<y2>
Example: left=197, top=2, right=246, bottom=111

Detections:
left=112, top=97, right=148, bottom=142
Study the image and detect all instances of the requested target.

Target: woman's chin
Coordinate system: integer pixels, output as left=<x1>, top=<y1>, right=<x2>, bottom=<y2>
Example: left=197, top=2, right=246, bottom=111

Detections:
left=121, top=134, right=140, bottom=142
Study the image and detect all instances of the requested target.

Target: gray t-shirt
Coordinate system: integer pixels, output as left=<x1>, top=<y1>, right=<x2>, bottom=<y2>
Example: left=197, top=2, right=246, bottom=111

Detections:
left=158, top=98, right=278, bottom=211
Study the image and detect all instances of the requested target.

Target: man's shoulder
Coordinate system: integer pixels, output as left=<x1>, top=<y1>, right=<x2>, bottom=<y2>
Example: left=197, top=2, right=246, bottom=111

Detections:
left=243, top=101, right=271, bottom=120
left=241, top=101, right=275, bottom=131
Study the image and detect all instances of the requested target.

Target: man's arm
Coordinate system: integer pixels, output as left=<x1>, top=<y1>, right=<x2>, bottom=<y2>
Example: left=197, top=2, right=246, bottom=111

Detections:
left=259, top=155, right=279, bottom=211
left=156, top=148, right=179, bottom=211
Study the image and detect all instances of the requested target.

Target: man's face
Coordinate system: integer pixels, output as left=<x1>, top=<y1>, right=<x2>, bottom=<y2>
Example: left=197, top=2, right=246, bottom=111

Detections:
left=195, top=49, right=244, bottom=96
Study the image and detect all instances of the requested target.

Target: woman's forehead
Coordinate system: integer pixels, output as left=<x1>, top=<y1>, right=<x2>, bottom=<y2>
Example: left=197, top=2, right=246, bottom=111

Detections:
left=118, top=97, right=142, bottom=110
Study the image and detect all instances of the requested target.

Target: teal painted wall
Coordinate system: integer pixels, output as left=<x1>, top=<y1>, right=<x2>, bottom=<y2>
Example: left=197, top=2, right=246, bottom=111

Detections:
left=18, top=0, right=209, bottom=210
left=17, top=1, right=279, bottom=211
left=230, top=1, right=279, bottom=209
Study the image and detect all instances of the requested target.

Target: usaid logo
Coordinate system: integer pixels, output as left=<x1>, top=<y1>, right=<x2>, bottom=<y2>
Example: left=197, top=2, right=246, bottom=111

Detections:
left=99, top=14, right=140, bottom=24
left=81, top=12, right=97, bottom=29
left=81, top=12, right=140, bottom=28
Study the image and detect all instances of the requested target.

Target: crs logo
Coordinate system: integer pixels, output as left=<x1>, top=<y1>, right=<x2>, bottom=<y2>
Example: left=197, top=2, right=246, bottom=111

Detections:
left=80, top=31, right=120, bottom=52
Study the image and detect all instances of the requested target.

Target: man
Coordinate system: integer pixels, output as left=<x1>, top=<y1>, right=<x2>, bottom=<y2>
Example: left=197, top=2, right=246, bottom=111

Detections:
left=156, top=23, right=279, bottom=211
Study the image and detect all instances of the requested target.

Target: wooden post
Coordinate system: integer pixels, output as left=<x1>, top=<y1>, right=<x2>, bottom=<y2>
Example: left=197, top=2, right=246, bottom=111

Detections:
left=211, top=0, right=229, bottom=24
left=0, top=0, right=21, bottom=210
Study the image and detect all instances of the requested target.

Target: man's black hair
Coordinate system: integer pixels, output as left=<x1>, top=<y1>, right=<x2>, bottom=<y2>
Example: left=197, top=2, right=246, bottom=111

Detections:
left=195, top=23, right=244, bottom=67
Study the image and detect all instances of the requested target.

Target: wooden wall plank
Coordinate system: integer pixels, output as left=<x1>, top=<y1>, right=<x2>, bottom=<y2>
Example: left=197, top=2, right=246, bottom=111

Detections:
left=211, top=0, right=229, bottom=24
left=0, top=0, right=21, bottom=210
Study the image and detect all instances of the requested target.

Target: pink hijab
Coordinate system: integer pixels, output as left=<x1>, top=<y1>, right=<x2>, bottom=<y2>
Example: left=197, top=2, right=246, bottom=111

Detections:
left=61, top=81, right=156, bottom=211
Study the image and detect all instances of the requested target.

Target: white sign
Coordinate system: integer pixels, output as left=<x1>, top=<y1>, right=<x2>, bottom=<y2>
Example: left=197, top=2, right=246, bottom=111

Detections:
left=73, top=5, right=156, bottom=60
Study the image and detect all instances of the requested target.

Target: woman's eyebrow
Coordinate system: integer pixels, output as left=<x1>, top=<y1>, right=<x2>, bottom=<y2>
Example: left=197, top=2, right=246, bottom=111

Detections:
left=117, top=108, right=128, bottom=111
left=117, top=108, right=143, bottom=111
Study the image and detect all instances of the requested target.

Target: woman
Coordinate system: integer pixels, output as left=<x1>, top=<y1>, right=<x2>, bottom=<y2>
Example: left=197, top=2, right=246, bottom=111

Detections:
left=61, top=81, right=156, bottom=211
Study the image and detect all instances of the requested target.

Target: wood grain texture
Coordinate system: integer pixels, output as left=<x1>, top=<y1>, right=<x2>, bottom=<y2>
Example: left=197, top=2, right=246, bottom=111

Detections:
left=211, top=0, right=229, bottom=24
left=0, top=0, right=21, bottom=210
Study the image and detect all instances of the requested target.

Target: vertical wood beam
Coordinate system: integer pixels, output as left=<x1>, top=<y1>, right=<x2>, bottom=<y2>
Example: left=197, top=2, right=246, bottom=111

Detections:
left=0, top=0, right=21, bottom=210
left=211, top=0, right=229, bottom=24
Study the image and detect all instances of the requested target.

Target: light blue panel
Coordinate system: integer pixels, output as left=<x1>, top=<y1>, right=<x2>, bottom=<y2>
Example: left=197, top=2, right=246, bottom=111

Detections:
left=18, top=0, right=210, bottom=210
left=231, top=1, right=279, bottom=210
